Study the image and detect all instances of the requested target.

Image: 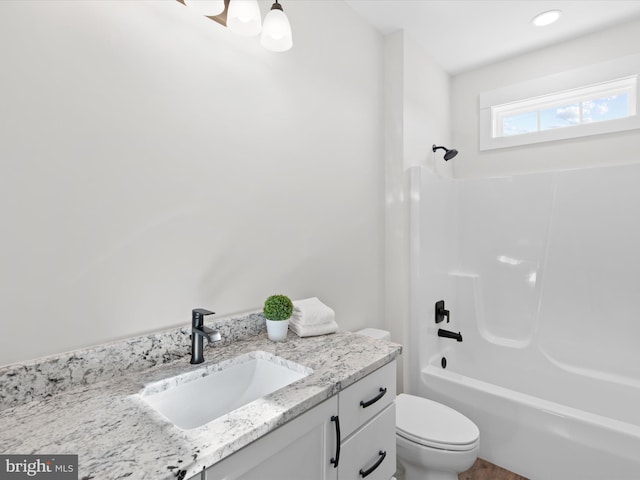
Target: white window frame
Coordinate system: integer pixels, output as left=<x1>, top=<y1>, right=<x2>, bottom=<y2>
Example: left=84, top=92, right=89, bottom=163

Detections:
left=492, top=76, right=636, bottom=138
left=479, top=54, right=640, bottom=151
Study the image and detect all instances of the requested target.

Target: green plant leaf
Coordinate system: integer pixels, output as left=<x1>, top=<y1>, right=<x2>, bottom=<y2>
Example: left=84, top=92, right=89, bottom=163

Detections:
left=263, top=294, right=293, bottom=321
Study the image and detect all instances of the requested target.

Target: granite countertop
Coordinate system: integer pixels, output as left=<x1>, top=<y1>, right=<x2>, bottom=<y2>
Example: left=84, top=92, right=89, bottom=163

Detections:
left=0, top=316, right=401, bottom=480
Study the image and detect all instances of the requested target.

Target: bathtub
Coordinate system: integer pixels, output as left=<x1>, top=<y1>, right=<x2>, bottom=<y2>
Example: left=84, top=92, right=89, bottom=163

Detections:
left=417, top=343, right=640, bottom=480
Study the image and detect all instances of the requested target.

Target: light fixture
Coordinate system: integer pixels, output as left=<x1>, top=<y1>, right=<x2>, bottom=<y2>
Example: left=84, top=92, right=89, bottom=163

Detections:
left=531, top=10, right=562, bottom=27
left=227, top=0, right=263, bottom=37
left=184, top=0, right=225, bottom=16
left=432, top=144, right=458, bottom=161
left=178, top=0, right=293, bottom=52
left=261, top=1, right=293, bottom=52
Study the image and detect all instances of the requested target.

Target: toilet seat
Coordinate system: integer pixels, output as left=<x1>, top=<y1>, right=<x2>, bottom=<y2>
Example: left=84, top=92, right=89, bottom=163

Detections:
left=396, top=393, right=479, bottom=452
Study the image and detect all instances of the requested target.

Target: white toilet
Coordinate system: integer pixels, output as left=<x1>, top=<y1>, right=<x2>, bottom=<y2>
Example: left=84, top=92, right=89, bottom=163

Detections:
left=396, top=393, right=479, bottom=480
left=356, top=329, right=480, bottom=480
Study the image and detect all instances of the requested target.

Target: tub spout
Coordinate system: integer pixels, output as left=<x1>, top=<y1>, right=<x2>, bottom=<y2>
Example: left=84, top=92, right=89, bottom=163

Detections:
left=438, top=328, right=463, bottom=342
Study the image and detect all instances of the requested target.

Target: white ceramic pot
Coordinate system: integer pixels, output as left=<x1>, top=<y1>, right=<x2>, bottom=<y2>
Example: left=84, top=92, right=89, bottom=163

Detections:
left=266, top=319, right=290, bottom=341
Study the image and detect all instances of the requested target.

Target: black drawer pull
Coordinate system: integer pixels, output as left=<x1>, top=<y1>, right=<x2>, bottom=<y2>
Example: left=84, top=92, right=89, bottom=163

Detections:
left=360, top=387, right=387, bottom=408
left=359, top=450, right=386, bottom=478
left=330, top=415, right=341, bottom=468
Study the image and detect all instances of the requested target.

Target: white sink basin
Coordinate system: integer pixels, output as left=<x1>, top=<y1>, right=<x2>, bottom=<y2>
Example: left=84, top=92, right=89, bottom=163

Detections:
left=139, top=351, right=312, bottom=429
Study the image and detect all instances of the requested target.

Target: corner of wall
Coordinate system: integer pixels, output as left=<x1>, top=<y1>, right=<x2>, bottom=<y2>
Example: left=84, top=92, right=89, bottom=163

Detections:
left=383, top=29, right=452, bottom=393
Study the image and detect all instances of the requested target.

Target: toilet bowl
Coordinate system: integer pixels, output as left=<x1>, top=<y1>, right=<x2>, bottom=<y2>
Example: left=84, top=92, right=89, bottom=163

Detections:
left=355, top=329, right=479, bottom=480
left=396, top=393, right=479, bottom=480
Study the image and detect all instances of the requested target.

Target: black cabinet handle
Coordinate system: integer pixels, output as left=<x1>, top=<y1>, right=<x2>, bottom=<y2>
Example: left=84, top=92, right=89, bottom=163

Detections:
left=330, top=415, right=341, bottom=468
left=359, top=450, right=386, bottom=478
left=360, top=387, right=387, bottom=408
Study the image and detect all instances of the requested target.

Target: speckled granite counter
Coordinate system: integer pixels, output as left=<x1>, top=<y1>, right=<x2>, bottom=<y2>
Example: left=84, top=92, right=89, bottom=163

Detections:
left=0, top=312, right=401, bottom=480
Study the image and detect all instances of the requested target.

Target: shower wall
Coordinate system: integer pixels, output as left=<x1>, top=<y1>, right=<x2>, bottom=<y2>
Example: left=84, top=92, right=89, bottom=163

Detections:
left=409, top=163, right=640, bottom=478
left=410, top=162, right=640, bottom=404
left=457, top=163, right=640, bottom=392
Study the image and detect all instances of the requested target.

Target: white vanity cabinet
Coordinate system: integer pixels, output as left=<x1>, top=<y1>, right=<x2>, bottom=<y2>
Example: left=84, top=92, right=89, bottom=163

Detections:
left=199, top=360, right=396, bottom=480
left=336, top=360, right=396, bottom=480
left=202, top=396, right=338, bottom=480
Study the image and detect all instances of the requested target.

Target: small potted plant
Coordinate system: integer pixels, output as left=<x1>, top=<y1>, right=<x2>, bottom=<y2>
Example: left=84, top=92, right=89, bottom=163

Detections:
left=263, top=294, right=293, bottom=341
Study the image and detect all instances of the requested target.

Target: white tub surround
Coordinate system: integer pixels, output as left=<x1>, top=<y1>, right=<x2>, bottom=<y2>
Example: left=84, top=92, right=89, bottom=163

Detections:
left=0, top=313, right=401, bottom=480
left=410, top=162, right=640, bottom=479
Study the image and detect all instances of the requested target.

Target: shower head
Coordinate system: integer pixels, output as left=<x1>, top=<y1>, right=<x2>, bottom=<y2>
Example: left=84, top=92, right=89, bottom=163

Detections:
left=432, top=144, right=458, bottom=161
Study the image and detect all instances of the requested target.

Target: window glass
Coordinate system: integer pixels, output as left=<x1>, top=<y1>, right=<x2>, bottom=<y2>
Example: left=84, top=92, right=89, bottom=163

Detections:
left=540, top=103, right=580, bottom=131
left=502, top=111, right=537, bottom=136
left=582, top=94, right=628, bottom=124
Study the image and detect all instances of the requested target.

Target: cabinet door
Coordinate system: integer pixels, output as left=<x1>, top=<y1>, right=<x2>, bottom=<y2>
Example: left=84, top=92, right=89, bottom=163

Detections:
left=205, top=396, right=339, bottom=480
left=338, top=404, right=396, bottom=480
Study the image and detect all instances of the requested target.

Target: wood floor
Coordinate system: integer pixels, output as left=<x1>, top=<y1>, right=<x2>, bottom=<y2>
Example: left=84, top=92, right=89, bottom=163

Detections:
left=459, top=458, right=529, bottom=480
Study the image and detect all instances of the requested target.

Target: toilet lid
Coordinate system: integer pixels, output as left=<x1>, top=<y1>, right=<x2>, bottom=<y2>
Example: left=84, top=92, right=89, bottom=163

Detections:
left=396, top=394, right=479, bottom=451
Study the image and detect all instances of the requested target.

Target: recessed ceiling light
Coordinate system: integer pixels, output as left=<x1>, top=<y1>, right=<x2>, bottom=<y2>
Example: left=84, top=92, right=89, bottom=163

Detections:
left=532, top=9, right=562, bottom=27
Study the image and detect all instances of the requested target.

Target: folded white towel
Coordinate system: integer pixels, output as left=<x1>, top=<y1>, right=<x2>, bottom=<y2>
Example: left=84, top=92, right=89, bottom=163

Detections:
left=291, top=297, right=335, bottom=326
left=289, top=319, right=339, bottom=338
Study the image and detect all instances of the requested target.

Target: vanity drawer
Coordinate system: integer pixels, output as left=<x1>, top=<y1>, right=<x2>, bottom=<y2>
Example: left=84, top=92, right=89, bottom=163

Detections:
left=338, top=403, right=396, bottom=480
left=338, top=360, right=396, bottom=438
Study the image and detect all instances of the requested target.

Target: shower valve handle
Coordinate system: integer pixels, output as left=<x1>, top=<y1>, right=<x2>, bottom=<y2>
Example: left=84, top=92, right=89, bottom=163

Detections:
left=435, top=300, right=449, bottom=324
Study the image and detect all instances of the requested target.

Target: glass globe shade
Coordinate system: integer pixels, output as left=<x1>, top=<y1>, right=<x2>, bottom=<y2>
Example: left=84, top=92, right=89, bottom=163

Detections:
left=261, top=8, right=292, bottom=52
left=227, top=0, right=262, bottom=36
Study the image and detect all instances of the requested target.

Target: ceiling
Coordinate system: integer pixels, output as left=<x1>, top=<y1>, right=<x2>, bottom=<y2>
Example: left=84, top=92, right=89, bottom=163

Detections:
left=344, top=1, right=640, bottom=75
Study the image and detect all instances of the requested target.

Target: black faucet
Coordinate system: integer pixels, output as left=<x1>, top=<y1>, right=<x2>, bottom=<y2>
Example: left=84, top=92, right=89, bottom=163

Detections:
left=438, top=328, right=463, bottom=342
left=435, top=300, right=450, bottom=324
left=190, top=308, right=221, bottom=364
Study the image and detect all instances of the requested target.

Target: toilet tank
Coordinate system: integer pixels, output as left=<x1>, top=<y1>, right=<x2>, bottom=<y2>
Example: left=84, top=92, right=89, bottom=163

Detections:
left=355, top=328, right=391, bottom=341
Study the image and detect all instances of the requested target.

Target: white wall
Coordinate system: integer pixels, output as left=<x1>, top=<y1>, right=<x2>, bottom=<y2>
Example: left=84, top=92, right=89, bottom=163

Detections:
left=383, top=31, right=451, bottom=392
left=404, top=37, right=452, bottom=175
left=0, top=0, right=385, bottom=366
left=383, top=32, right=407, bottom=392
left=452, top=19, right=640, bottom=178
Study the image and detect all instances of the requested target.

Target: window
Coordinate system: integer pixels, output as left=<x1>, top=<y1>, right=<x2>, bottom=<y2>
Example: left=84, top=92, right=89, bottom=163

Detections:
left=479, top=54, right=640, bottom=151
left=493, top=76, right=636, bottom=138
